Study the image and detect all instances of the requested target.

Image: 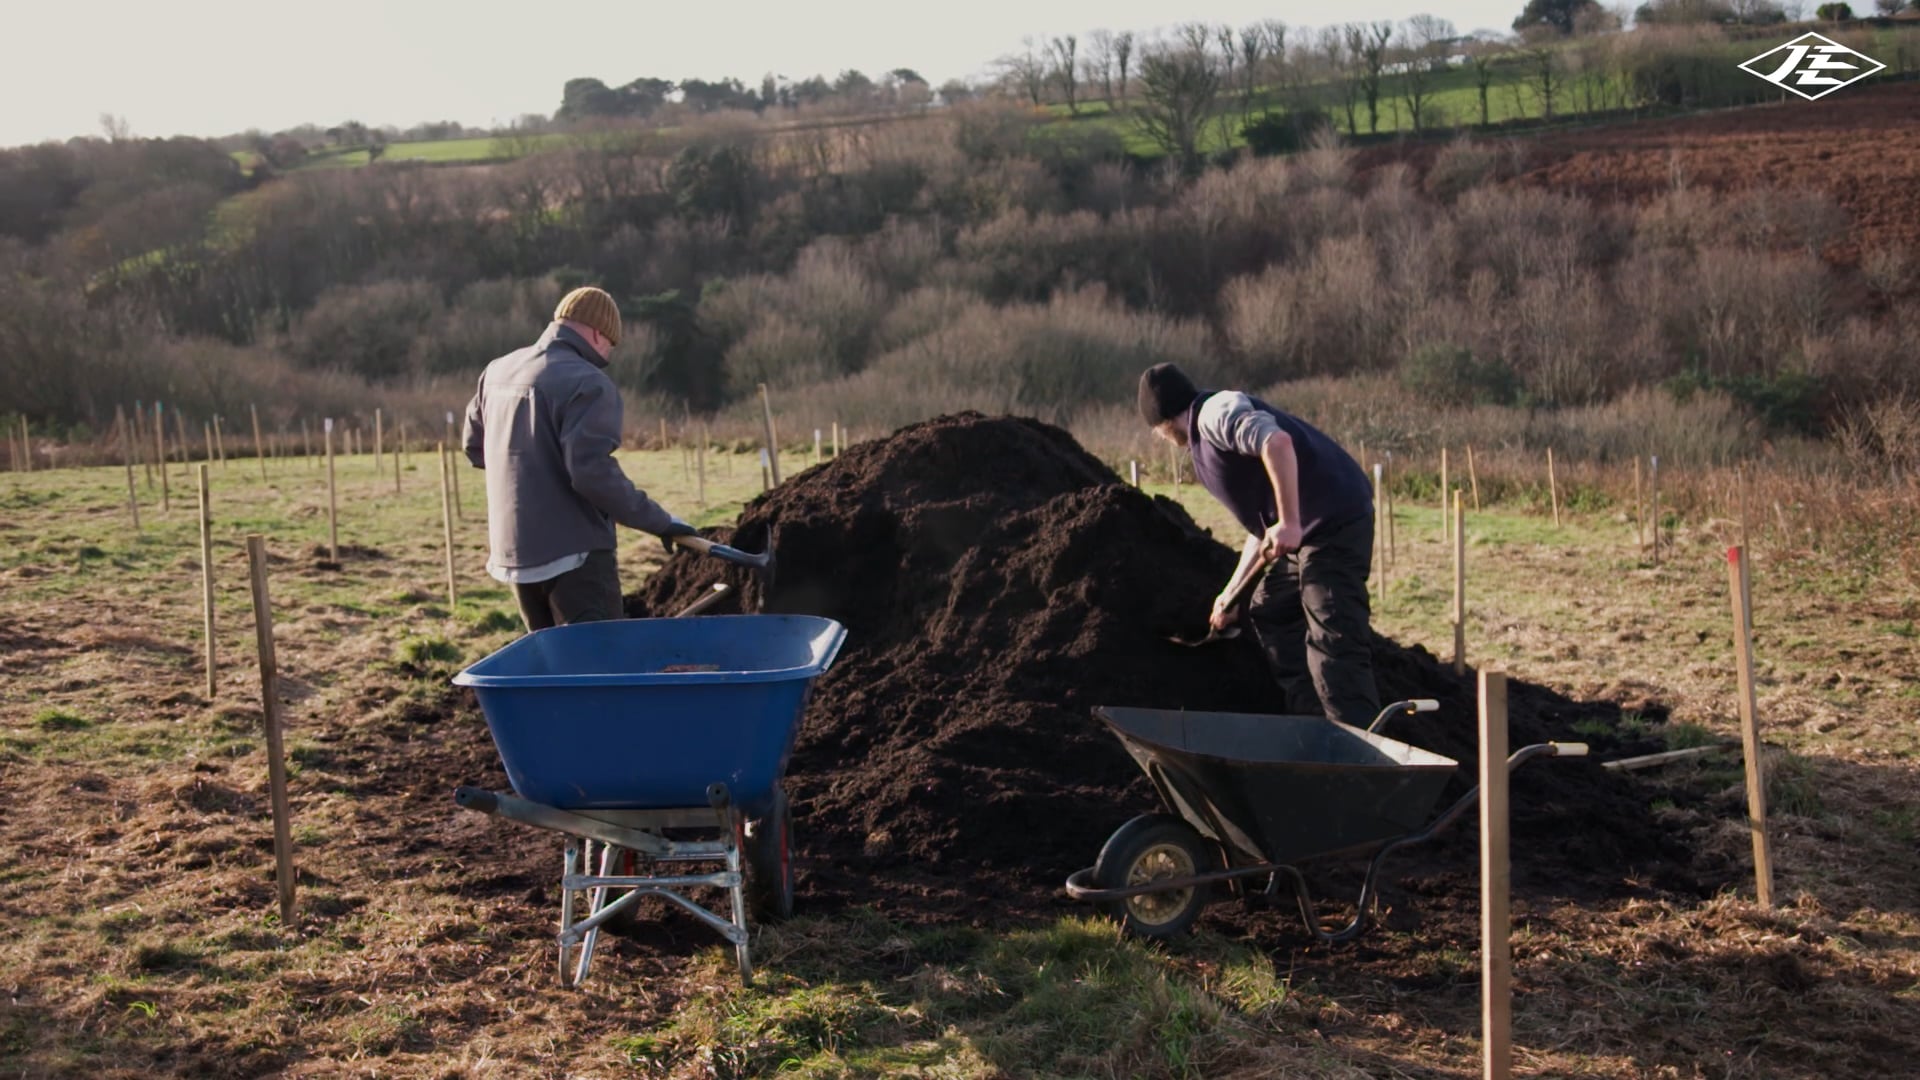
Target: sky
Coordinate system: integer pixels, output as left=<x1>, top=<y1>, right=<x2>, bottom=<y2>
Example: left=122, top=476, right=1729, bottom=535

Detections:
left=2, top=0, right=1527, bottom=148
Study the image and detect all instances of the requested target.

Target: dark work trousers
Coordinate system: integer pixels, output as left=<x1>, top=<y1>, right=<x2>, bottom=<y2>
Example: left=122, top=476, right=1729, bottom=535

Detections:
left=512, top=549, right=623, bottom=632
left=1244, top=513, right=1381, bottom=728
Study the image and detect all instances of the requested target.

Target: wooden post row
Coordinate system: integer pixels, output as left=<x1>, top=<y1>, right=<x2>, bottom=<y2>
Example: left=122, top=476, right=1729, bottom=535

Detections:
left=446, top=411, right=463, bottom=521
left=155, top=403, right=171, bottom=513
left=324, top=419, right=339, bottom=561
left=199, top=466, right=217, bottom=698
left=1453, top=491, right=1467, bottom=676
left=438, top=443, right=457, bottom=609
left=1467, top=444, right=1481, bottom=511
left=214, top=415, right=227, bottom=468
left=1479, top=669, right=1512, bottom=1080
left=119, top=410, right=141, bottom=530
left=245, top=535, right=298, bottom=923
left=1547, top=447, right=1561, bottom=528
left=251, top=405, right=267, bottom=480
left=1727, top=546, right=1775, bottom=908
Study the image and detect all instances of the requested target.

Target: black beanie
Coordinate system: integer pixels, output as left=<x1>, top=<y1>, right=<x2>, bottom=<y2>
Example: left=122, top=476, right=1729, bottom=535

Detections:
left=1138, top=363, right=1199, bottom=426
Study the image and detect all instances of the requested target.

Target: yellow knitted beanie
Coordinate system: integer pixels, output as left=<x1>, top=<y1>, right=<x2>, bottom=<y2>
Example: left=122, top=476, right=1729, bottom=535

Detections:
left=553, top=286, right=622, bottom=346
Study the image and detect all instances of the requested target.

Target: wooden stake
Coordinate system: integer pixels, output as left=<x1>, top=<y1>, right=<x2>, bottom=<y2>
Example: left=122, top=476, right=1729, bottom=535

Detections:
left=1737, top=466, right=1749, bottom=553
left=813, top=428, right=822, bottom=467
left=1728, top=546, right=1775, bottom=908
left=374, top=407, right=383, bottom=475
left=1440, top=448, right=1450, bottom=543
left=1649, top=456, right=1661, bottom=566
left=301, top=419, right=312, bottom=468
left=155, top=404, right=171, bottom=513
left=1479, top=668, right=1512, bottom=1080
left=439, top=443, right=457, bottom=610
left=659, top=416, right=670, bottom=452
left=393, top=436, right=402, bottom=495
left=759, top=449, right=772, bottom=492
left=697, top=427, right=708, bottom=509
left=119, top=411, right=141, bottom=531
left=1372, top=463, right=1387, bottom=609
left=173, top=407, right=190, bottom=466
left=1547, top=447, right=1561, bottom=527
left=1633, top=458, right=1644, bottom=554
left=445, top=412, right=463, bottom=521
left=204, top=422, right=215, bottom=465
left=1467, top=444, right=1481, bottom=510
left=759, top=384, right=782, bottom=486
left=198, top=466, right=217, bottom=699
left=1130, top=460, right=1139, bottom=486
left=18, top=416, right=29, bottom=473
left=1170, top=441, right=1180, bottom=492
left=324, top=419, right=338, bottom=561
left=832, top=421, right=842, bottom=458
left=251, top=405, right=267, bottom=481
left=213, top=415, right=227, bottom=469
left=1453, top=491, right=1467, bottom=676
left=244, top=535, right=297, bottom=923
left=134, top=402, right=152, bottom=487
left=1388, top=454, right=1399, bottom=567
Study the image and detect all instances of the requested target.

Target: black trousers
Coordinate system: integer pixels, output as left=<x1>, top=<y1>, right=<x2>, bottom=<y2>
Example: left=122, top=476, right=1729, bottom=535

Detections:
left=1245, top=514, right=1380, bottom=728
left=512, top=549, right=623, bottom=632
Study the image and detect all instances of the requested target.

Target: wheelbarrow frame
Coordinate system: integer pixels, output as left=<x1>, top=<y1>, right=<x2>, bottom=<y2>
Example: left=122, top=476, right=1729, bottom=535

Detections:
left=1065, top=700, right=1588, bottom=943
left=455, top=780, right=789, bottom=986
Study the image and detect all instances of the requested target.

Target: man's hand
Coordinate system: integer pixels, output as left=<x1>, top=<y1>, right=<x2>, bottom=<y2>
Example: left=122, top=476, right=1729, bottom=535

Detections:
left=657, top=516, right=698, bottom=554
left=1260, top=521, right=1302, bottom=562
left=1209, top=596, right=1241, bottom=632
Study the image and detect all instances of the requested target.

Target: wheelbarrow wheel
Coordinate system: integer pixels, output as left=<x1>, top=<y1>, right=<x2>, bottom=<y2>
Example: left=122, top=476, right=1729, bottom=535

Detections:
left=744, top=787, right=794, bottom=922
left=1093, top=814, right=1213, bottom=940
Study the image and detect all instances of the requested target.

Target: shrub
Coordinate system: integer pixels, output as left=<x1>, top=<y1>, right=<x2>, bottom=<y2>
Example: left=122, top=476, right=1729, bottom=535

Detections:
left=1240, top=109, right=1332, bottom=156
left=1398, top=344, right=1522, bottom=407
left=1422, top=137, right=1504, bottom=204
left=287, top=280, right=442, bottom=380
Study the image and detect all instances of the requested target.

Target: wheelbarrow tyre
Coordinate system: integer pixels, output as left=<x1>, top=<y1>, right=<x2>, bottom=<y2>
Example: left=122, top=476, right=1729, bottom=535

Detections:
left=1092, top=814, right=1213, bottom=940
left=744, top=787, right=794, bottom=922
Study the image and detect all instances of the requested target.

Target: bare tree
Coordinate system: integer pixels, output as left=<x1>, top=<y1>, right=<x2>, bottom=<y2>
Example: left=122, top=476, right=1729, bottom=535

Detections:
left=1133, top=33, right=1222, bottom=172
left=1235, top=23, right=1267, bottom=123
left=1400, top=15, right=1457, bottom=132
left=1347, top=22, right=1394, bottom=134
left=1048, top=35, right=1082, bottom=115
left=999, top=39, right=1049, bottom=107
left=1087, top=29, right=1118, bottom=104
left=1525, top=42, right=1562, bottom=120
left=1115, top=31, right=1136, bottom=102
left=1213, top=25, right=1240, bottom=148
left=1320, top=26, right=1362, bottom=136
left=1468, top=41, right=1509, bottom=126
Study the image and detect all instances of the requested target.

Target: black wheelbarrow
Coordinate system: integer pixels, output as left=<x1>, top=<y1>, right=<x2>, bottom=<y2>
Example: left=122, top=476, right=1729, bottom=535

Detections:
left=1065, top=700, right=1587, bottom=942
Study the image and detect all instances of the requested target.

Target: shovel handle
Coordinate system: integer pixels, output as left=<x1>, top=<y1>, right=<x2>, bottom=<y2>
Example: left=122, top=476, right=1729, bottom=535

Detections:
left=672, top=534, right=720, bottom=557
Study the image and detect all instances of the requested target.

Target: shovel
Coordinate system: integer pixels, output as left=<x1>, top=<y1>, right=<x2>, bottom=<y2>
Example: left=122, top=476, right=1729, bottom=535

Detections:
left=1167, top=560, right=1267, bottom=648
left=671, top=534, right=777, bottom=599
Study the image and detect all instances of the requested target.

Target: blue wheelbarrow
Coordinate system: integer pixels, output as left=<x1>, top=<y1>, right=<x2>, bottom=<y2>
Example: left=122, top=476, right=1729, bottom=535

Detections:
left=452, top=614, right=845, bottom=986
left=1066, top=701, right=1587, bottom=942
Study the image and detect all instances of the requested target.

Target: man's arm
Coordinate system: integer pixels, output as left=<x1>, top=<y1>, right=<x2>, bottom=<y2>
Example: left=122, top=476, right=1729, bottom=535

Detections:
left=1259, top=430, right=1302, bottom=560
left=462, top=373, right=486, bottom=469
left=1212, top=534, right=1267, bottom=630
left=557, top=379, right=676, bottom=535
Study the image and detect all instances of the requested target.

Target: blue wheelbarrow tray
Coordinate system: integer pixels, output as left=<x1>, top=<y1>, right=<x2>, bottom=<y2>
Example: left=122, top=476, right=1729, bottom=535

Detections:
left=453, top=615, right=846, bottom=815
left=1095, top=706, right=1461, bottom=866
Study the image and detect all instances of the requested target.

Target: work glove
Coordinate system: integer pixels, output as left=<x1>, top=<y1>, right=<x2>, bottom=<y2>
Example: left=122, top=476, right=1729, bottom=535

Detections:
left=658, top=516, right=698, bottom=555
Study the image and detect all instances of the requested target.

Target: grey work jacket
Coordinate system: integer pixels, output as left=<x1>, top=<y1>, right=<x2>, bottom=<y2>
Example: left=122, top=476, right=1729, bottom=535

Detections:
left=462, top=324, right=673, bottom=571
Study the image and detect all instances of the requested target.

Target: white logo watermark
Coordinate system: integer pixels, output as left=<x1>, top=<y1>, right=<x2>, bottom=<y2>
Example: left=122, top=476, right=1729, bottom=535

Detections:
left=1739, top=32, right=1885, bottom=100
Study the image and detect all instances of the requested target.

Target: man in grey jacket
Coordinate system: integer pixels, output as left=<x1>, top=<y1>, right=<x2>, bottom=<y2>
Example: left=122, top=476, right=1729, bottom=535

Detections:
left=463, top=286, right=695, bottom=631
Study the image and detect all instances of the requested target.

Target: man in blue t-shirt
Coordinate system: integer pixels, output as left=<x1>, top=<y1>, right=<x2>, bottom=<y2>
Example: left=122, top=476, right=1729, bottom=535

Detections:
left=1139, top=363, right=1380, bottom=728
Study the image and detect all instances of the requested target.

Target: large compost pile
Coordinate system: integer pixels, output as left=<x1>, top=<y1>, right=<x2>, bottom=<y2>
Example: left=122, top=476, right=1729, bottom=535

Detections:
left=631, top=414, right=1696, bottom=917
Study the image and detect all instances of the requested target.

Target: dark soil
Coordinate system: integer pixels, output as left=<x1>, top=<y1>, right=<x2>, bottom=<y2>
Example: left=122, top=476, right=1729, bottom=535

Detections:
left=631, top=414, right=1709, bottom=924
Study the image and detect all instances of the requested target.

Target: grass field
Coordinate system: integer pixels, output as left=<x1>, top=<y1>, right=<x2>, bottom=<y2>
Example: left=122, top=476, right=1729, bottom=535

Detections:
left=3, top=440, right=1919, bottom=1076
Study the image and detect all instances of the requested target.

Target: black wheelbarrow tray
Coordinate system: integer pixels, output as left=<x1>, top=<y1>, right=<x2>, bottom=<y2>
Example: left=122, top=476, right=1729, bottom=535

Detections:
left=1065, top=700, right=1587, bottom=942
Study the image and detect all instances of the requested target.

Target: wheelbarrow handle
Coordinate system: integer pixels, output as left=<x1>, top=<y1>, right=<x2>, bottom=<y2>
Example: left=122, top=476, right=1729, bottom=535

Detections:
left=1366, top=698, right=1441, bottom=733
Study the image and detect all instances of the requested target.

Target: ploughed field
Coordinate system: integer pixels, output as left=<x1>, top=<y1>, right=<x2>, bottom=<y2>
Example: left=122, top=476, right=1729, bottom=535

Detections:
left=2, top=419, right=1918, bottom=1078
